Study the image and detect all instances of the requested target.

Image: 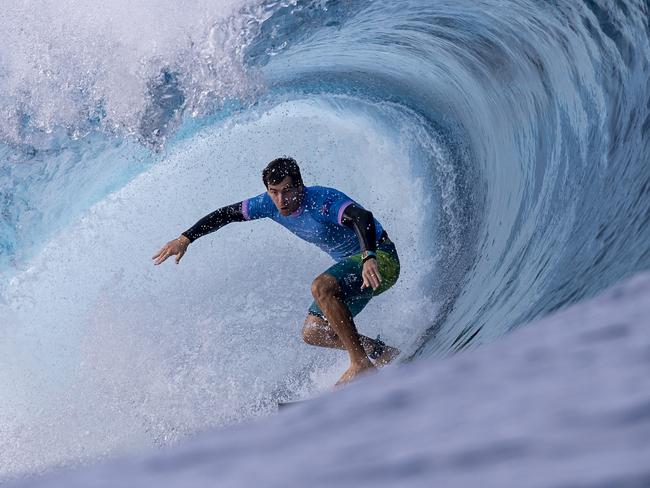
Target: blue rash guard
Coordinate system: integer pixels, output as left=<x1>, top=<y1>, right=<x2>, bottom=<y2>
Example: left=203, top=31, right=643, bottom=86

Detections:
left=242, top=186, right=385, bottom=262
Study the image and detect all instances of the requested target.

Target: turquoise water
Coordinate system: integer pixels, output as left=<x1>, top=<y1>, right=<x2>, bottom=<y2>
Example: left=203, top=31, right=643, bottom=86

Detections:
left=1, top=0, right=649, bottom=479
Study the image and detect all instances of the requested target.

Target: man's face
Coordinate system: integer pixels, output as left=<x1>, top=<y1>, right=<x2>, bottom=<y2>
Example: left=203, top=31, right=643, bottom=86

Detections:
left=267, top=176, right=304, bottom=216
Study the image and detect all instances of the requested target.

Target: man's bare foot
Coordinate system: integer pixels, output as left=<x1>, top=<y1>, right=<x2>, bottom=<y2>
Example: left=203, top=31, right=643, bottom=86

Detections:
left=373, top=344, right=400, bottom=367
left=336, top=360, right=376, bottom=385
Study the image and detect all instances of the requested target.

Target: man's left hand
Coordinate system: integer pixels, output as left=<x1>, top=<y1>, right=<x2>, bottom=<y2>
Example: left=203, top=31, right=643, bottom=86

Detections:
left=361, top=258, right=382, bottom=291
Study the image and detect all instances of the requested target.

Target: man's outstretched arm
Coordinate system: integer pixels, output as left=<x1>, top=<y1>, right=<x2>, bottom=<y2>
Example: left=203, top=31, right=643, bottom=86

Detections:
left=152, top=202, right=245, bottom=265
left=181, top=202, right=246, bottom=242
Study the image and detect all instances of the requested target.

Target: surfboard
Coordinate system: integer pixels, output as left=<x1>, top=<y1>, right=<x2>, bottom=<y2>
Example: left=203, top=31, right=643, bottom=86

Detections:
left=277, top=400, right=308, bottom=409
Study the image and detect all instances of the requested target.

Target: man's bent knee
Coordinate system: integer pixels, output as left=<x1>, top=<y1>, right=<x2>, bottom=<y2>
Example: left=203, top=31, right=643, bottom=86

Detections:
left=302, top=314, right=329, bottom=345
left=311, top=274, right=340, bottom=302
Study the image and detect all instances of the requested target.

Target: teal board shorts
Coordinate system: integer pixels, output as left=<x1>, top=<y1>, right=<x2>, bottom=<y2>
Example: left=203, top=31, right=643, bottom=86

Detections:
left=308, top=235, right=400, bottom=320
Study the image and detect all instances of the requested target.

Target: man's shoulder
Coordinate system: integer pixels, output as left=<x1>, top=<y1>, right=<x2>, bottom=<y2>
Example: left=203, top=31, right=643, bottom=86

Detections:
left=244, top=191, right=275, bottom=219
left=304, top=186, right=354, bottom=222
left=306, top=185, right=348, bottom=201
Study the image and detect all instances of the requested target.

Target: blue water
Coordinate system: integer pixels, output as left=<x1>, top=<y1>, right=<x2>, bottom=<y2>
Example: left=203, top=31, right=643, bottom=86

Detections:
left=1, top=0, right=649, bottom=479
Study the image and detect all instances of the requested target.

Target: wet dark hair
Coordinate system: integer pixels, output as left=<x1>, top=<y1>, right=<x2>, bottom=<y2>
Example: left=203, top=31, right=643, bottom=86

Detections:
left=262, top=157, right=304, bottom=188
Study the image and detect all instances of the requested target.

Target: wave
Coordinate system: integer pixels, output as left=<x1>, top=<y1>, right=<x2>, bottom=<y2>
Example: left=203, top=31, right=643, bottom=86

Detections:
left=1, top=0, right=649, bottom=480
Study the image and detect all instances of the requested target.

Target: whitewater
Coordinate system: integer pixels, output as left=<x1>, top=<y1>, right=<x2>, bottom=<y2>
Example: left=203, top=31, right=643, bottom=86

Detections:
left=1, top=0, right=649, bottom=485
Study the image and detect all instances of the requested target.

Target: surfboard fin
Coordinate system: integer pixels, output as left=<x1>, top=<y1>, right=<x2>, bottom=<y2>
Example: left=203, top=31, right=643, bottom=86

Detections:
left=369, top=334, right=386, bottom=360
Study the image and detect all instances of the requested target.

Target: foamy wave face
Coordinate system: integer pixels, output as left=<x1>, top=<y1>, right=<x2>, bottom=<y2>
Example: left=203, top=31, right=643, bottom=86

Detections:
left=0, top=97, right=437, bottom=479
left=0, top=0, right=261, bottom=147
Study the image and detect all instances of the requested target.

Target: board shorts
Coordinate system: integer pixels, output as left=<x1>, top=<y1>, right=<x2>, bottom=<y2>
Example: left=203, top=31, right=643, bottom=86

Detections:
left=308, top=233, right=400, bottom=320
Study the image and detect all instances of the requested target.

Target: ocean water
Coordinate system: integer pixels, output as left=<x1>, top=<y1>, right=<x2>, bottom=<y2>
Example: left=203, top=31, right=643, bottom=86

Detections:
left=8, top=271, right=650, bottom=488
left=1, top=0, right=649, bottom=481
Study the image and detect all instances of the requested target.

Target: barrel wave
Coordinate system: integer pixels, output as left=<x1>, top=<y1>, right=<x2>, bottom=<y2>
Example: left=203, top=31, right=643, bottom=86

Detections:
left=1, top=0, right=649, bottom=480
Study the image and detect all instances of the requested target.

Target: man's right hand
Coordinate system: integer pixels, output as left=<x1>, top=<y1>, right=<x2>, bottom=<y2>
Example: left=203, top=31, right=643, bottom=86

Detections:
left=152, top=235, right=190, bottom=265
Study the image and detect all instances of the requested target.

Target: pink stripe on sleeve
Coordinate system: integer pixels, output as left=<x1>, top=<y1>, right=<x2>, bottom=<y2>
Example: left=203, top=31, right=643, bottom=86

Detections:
left=242, top=199, right=250, bottom=220
left=337, top=200, right=354, bottom=225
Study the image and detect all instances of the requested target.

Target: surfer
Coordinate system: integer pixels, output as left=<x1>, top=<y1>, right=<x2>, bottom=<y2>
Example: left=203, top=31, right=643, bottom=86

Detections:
left=152, top=157, right=400, bottom=385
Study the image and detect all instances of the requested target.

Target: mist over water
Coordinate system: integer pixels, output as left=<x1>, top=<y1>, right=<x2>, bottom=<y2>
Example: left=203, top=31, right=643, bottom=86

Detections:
left=1, top=0, right=649, bottom=481
left=0, top=0, right=259, bottom=146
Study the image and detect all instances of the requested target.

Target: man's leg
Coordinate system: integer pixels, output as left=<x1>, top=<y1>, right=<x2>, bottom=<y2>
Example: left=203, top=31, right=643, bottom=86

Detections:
left=309, top=273, right=374, bottom=384
left=302, top=314, right=400, bottom=366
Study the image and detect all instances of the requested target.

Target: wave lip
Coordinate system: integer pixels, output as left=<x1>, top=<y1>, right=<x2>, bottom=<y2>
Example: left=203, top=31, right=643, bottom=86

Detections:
left=253, top=0, right=650, bottom=353
left=0, top=0, right=260, bottom=148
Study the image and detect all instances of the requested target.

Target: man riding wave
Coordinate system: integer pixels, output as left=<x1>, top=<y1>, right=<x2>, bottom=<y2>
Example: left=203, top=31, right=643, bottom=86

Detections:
left=153, top=157, right=400, bottom=385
